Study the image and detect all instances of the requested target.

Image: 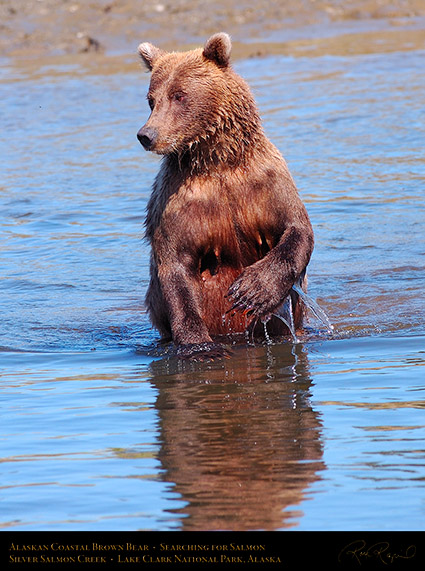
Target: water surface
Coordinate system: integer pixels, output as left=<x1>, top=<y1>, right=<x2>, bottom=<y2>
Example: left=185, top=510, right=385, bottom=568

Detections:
left=1, top=41, right=424, bottom=530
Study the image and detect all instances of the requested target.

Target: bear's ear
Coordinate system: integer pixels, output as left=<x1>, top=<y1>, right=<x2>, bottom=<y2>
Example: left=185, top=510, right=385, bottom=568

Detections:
left=203, top=33, right=231, bottom=68
left=138, top=42, right=164, bottom=71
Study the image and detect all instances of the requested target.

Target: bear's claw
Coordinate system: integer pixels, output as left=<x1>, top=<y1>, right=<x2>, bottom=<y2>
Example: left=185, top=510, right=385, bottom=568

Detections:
left=227, top=264, right=285, bottom=320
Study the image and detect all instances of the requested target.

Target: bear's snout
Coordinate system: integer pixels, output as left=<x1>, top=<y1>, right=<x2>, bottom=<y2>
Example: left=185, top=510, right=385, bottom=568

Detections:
left=137, top=126, right=157, bottom=151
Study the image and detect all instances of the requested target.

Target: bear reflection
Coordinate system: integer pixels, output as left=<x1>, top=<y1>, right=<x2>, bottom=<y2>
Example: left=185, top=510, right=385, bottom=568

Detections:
left=147, top=343, right=324, bottom=530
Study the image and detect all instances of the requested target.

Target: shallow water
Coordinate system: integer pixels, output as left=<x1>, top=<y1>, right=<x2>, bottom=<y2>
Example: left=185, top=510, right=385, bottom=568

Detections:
left=1, top=41, right=424, bottom=530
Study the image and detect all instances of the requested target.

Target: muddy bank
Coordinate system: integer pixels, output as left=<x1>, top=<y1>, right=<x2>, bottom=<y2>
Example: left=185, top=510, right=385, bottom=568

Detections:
left=1, top=0, right=425, bottom=60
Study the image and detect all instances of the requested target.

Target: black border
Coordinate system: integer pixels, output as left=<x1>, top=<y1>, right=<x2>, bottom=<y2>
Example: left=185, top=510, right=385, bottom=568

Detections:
left=1, top=531, right=423, bottom=570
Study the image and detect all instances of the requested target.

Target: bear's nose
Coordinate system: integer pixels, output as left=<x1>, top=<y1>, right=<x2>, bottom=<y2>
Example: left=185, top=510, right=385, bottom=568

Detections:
left=137, top=126, right=157, bottom=151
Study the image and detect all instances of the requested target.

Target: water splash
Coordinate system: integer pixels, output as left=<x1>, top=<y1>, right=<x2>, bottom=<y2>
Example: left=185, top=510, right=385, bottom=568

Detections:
left=292, top=280, right=334, bottom=333
left=272, top=295, right=298, bottom=342
left=261, top=315, right=273, bottom=345
left=231, top=278, right=333, bottom=345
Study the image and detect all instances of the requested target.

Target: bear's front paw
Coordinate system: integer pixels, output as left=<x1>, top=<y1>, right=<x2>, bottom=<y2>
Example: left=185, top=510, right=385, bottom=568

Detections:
left=227, top=263, right=288, bottom=320
left=176, top=342, right=231, bottom=361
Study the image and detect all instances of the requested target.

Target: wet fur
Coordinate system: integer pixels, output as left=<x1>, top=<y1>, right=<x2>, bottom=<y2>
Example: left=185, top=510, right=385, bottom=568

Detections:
left=139, top=34, right=314, bottom=359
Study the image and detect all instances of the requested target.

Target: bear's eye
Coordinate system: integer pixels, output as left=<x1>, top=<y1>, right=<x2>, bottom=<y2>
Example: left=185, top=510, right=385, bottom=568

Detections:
left=147, top=96, right=155, bottom=110
left=173, top=92, right=186, bottom=104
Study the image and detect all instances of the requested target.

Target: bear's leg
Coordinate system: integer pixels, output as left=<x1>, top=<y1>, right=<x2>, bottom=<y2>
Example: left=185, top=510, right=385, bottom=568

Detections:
left=158, top=264, right=230, bottom=360
left=228, top=225, right=313, bottom=321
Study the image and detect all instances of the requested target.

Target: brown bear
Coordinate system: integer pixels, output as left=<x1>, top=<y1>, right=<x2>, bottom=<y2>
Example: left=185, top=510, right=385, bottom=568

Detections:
left=137, top=33, right=314, bottom=359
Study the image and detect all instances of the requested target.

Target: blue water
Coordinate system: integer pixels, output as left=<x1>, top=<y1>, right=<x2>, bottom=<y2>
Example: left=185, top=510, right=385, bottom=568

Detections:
left=0, top=44, right=424, bottom=530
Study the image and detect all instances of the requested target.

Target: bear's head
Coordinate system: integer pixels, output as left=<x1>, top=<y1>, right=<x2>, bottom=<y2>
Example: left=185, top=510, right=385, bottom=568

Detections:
left=136, top=33, right=261, bottom=168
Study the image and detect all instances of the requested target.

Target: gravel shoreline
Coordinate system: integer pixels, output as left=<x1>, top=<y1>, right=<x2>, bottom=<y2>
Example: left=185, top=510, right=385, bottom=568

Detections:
left=1, top=0, right=425, bottom=59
